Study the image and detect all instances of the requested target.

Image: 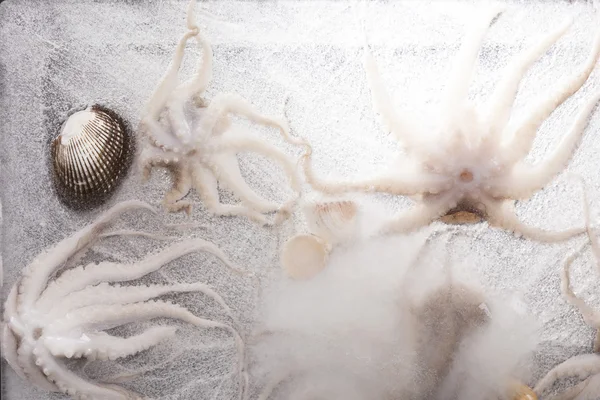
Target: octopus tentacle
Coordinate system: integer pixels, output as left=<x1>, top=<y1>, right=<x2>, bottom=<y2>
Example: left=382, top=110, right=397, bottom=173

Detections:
left=192, top=163, right=271, bottom=225
left=17, top=200, right=156, bottom=313
left=210, top=151, right=280, bottom=214
left=43, top=326, right=178, bottom=361
left=140, top=1, right=201, bottom=147
left=534, top=353, right=600, bottom=397
left=483, top=198, right=584, bottom=242
left=98, top=229, right=178, bottom=242
left=549, top=379, right=588, bottom=400
left=163, top=164, right=194, bottom=214
left=46, top=282, right=237, bottom=325
left=32, top=343, right=139, bottom=400
left=377, top=196, right=454, bottom=237
left=9, top=285, right=58, bottom=391
left=490, top=90, right=600, bottom=200
left=140, top=117, right=188, bottom=154
left=441, top=5, right=505, bottom=121
left=162, top=1, right=212, bottom=145
left=139, top=150, right=194, bottom=213
left=502, top=14, right=600, bottom=165
left=3, top=281, right=20, bottom=331
left=47, top=301, right=247, bottom=400
left=199, top=92, right=302, bottom=148
left=17, top=339, right=60, bottom=392
left=165, top=105, right=194, bottom=146
left=139, top=147, right=181, bottom=181
left=302, top=143, right=450, bottom=196
left=44, top=301, right=236, bottom=344
left=362, top=41, right=423, bottom=154
left=36, top=238, right=245, bottom=308
left=561, top=240, right=600, bottom=328
left=2, top=284, right=28, bottom=382
left=560, top=373, right=600, bottom=400
left=173, top=0, right=213, bottom=102
left=484, top=19, right=573, bottom=139
left=215, top=128, right=302, bottom=193
left=560, top=178, right=600, bottom=351
left=2, top=322, right=24, bottom=379
left=141, top=25, right=198, bottom=124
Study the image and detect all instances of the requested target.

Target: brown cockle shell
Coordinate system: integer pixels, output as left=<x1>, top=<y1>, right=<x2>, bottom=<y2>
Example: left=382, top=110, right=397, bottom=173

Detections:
left=51, top=105, right=132, bottom=208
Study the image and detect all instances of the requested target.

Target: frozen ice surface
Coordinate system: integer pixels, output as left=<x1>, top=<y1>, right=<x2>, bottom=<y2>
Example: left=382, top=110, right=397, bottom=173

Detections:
left=1, top=0, right=600, bottom=399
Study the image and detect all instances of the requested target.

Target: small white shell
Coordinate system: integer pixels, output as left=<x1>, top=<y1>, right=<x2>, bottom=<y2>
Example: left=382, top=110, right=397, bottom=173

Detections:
left=281, top=234, right=331, bottom=280
left=302, top=199, right=359, bottom=245
left=51, top=105, right=131, bottom=207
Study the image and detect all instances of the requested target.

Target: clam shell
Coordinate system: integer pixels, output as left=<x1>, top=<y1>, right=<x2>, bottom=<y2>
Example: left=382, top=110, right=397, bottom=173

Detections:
left=51, top=105, right=132, bottom=208
left=302, top=199, right=359, bottom=245
left=281, top=234, right=331, bottom=280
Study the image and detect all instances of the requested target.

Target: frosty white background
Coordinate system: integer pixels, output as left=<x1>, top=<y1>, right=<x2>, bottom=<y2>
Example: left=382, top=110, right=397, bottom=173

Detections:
left=1, top=1, right=600, bottom=399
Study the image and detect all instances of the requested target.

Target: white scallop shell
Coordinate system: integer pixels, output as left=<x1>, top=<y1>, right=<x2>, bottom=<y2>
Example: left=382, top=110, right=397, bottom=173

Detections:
left=281, top=234, right=331, bottom=280
left=51, top=105, right=131, bottom=206
left=302, top=198, right=359, bottom=245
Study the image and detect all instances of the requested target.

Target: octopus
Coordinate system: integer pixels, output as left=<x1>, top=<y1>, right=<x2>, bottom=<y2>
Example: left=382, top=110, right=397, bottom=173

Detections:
left=302, top=4, right=600, bottom=242
left=1, top=200, right=248, bottom=400
left=533, top=182, right=600, bottom=399
left=138, top=0, right=306, bottom=226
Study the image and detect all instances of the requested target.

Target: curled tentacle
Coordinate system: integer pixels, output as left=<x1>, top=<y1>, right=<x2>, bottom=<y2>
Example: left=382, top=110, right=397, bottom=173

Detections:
left=140, top=27, right=199, bottom=150
left=140, top=0, right=200, bottom=148
left=212, top=128, right=305, bottom=224
left=174, top=0, right=214, bottom=103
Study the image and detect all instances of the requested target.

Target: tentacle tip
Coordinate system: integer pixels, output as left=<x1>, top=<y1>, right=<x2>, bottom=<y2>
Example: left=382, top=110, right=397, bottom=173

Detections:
left=186, top=0, right=198, bottom=26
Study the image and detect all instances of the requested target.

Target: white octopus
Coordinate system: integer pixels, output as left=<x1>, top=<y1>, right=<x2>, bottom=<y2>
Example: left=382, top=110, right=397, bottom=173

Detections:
left=534, top=185, right=600, bottom=399
left=303, top=4, right=600, bottom=242
left=138, top=0, right=306, bottom=225
left=1, top=200, right=248, bottom=400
